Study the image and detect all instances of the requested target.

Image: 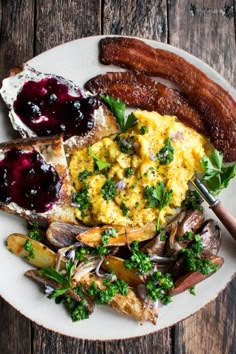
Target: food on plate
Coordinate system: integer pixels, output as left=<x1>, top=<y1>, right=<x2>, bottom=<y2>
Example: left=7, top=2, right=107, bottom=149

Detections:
left=99, top=37, right=236, bottom=162
left=85, top=71, right=207, bottom=134
left=0, top=37, right=235, bottom=326
left=0, top=65, right=120, bottom=152
left=69, top=110, right=207, bottom=227
left=0, top=135, right=75, bottom=225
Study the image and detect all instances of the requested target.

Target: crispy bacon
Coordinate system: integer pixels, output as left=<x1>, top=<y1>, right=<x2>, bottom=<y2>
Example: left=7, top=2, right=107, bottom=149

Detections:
left=99, top=37, right=236, bottom=162
left=85, top=72, right=207, bottom=134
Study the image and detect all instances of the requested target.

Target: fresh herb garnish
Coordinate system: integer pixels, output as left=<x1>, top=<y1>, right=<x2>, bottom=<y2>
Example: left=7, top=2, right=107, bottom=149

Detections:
left=28, top=222, right=41, bottom=241
left=181, top=235, right=219, bottom=275
left=145, top=271, right=174, bottom=305
left=114, top=135, right=134, bottom=154
left=120, top=202, right=129, bottom=216
left=144, top=182, right=173, bottom=231
left=124, top=167, right=134, bottom=177
left=124, top=241, right=152, bottom=275
left=88, top=146, right=111, bottom=171
left=157, top=138, right=174, bottom=165
left=201, top=149, right=236, bottom=195
left=184, top=190, right=203, bottom=211
left=140, top=125, right=148, bottom=135
left=88, top=278, right=129, bottom=305
left=101, top=95, right=137, bottom=132
left=24, top=239, right=35, bottom=259
left=78, top=170, right=93, bottom=181
left=101, top=227, right=118, bottom=245
left=189, top=286, right=196, bottom=296
left=101, top=179, right=117, bottom=201
left=73, top=184, right=91, bottom=216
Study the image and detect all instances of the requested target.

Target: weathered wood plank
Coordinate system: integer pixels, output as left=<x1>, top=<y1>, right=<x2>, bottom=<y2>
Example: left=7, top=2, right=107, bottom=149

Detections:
left=0, top=0, right=35, bottom=81
left=0, top=1, right=34, bottom=353
left=35, top=0, right=102, bottom=55
left=168, top=0, right=236, bottom=352
left=32, top=326, right=105, bottom=354
left=0, top=296, right=32, bottom=354
left=104, top=329, right=172, bottom=354
left=103, top=0, right=168, bottom=41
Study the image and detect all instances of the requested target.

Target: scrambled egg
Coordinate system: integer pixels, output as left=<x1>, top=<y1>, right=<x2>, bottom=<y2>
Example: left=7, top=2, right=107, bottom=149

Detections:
left=69, top=111, right=207, bottom=227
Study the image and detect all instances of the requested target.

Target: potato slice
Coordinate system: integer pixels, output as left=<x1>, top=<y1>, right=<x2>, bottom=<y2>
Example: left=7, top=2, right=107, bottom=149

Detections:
left=77, top=223, right=156, bottom=247
left=80, top=273, right=157, bottom=324
left=102, top=256, right=144, bottom=286
left=6, top=233, right=56, bottom=268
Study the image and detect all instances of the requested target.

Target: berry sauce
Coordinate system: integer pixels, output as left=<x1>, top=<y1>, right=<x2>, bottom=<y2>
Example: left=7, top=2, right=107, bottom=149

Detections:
left=13, top=78, right=102, bottom=139
left=0, top=149, right=62, bottom=212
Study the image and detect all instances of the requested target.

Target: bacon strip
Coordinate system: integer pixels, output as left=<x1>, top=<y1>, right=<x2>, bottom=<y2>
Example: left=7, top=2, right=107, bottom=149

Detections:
left=85, top=72, right=207, bottom=134
left=99, top=37, right=236, bottom=161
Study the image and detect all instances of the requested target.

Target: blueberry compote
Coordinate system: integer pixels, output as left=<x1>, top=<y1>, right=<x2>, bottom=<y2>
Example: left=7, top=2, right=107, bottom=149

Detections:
left=13, top=78, right=102, bottom=139
left=0, top=149, right=62, bottom=213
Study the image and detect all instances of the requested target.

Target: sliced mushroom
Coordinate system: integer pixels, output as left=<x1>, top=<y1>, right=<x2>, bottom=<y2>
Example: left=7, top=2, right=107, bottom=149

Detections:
left=46, top=222, right=90, bottom=248
left=199, top=219, right=222, bottom=256
left=141, top=210, right=186, bottom=255
left=166, top=209, right=204, bottom=256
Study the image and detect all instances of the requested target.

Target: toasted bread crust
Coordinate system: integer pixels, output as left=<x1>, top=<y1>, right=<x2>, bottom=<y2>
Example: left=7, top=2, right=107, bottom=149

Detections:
left=0, top=135, right=76, bottom=226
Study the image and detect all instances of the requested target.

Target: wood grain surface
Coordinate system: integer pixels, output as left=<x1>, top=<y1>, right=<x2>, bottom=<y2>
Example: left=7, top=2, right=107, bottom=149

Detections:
left=0, top=0, right=236, bottom=353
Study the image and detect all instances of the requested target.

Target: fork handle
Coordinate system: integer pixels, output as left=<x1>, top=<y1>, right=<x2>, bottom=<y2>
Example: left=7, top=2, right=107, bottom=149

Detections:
left=211, top=201, right=236, bottom=240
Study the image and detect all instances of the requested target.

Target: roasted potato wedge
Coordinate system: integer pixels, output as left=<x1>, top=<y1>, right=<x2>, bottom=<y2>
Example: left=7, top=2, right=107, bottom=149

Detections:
left=80, top=273, right=157, bottom=324
left=6, top=233, right=56, bottom=268
left=77, top=223, right=156, bottom=247
left=102, top=256, right=144, bottom=286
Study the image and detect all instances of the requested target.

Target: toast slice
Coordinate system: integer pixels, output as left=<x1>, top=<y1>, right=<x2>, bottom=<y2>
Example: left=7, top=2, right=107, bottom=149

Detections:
left=0, top=65, right=120, bottom=153
left=0, top=135, right=76, bottom=226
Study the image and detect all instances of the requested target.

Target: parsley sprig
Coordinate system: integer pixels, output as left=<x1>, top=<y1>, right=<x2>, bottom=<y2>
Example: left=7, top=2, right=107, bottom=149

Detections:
left=88, top=146, right=111, bottom=171
left=144, top=182, right=173, bottom=231
left=201, top=149, right=236, bottom=195
left=101, top=95, right=137, bottom=132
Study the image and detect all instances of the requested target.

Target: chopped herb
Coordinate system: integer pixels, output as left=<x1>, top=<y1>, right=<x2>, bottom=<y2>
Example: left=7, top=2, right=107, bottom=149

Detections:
left=124, top=241, right=152, bottom=275
left=189, top=286, right=196, bottom=296
left=73, top=184, right=91, bottom=217
left=201, top=149, right=236, bottom=195
left=28, top=222, right=41, bottom=241
left=101, top=227, right=118, bottom=245
left=181, top=235, right=219, bottom=275
left=144, top=182, right=173, bottom=231
left=140, top=125, right=148, bottom=135
left=78, top=170, right=93, bottom=181
left=120, top=202, right=129, bottom=216
left=177, top=231, right=194, bottom=242
left=135, top=202, right=140, bottom=207
left=101, top=95, right=137, bottom=132
left=101, top=179, right=117, bottom=201
left=39, top=266, right=71, bottom=287
left=94, top=245, right=108, bottom=256
left=114, top=135, right=134, bottom=154
left=88, top=146, right=111, bottom=171
left=75, top=247, right=91, bottom=263
left=160, top=231, right=167, bottom=241
left=88, top=278, right=129, bottom=305
left=145, top=271, right=174, bottom=305
left=184, top=190, right=203, bottom=211
left=157, top=138, right=174, bottom=165
left=24, top=239, right=35, bottom=259
left=124, top=167, right=134, bottom=177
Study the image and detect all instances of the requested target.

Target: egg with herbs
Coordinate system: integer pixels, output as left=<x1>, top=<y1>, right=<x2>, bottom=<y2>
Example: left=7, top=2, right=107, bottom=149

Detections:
left=69, top=110, right=207, bottom=227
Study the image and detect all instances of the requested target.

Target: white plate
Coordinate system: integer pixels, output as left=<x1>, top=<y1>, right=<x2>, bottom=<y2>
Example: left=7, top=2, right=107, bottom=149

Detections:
left=0, top=35, right=236, bottom=341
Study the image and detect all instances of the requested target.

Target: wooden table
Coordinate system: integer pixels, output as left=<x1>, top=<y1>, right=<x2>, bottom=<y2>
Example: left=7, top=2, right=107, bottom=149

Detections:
left=0, top=1, right=236, bottom=353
